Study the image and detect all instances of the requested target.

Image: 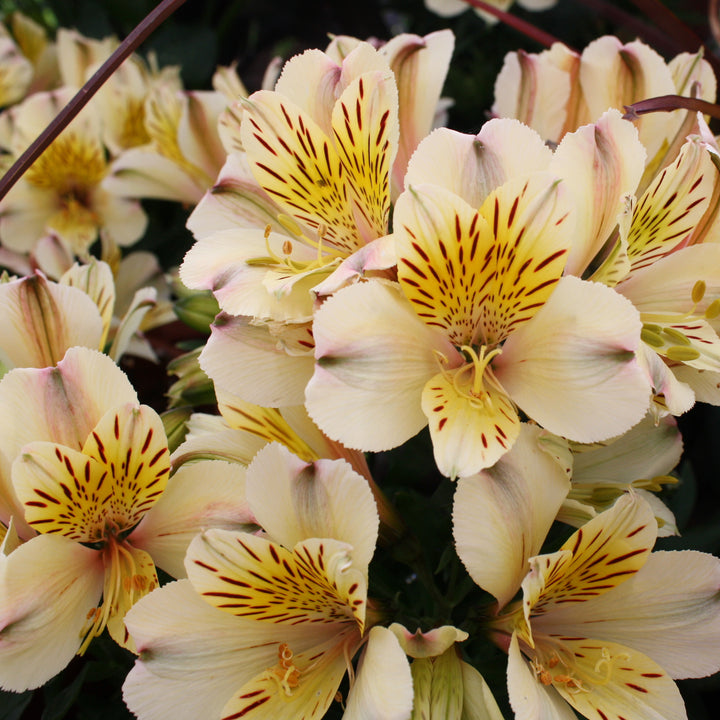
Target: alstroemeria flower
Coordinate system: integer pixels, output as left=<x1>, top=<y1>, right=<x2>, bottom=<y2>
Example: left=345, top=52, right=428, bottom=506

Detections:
left=306, top=120, right=651, bottom=477
left=123, top=442, right=413, bottom=720
left=180, top=40, right=401, bottom=323
left=0, top=88, right=147, bottom=259
left=425, top=0, right=556, bottom=24
left=492, top=494, right=720, bottom=720
left=0, top=348, right=254, bottom=690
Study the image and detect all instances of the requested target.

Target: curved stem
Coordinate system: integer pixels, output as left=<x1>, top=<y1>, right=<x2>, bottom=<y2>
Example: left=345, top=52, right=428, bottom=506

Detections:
left=0, top=0, right=189, bottom=201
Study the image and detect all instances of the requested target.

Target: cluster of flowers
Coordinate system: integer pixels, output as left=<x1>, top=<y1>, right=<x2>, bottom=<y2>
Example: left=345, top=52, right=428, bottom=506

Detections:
left=1, top=9, right=720, bottom=720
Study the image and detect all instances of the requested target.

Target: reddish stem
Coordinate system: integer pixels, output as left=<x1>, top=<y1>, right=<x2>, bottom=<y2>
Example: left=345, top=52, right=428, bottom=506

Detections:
left=462, top=0, right=562, bottom=49
left=0, top=0, right=189, bottom=201
left=623, top=94, right=720, bottom=120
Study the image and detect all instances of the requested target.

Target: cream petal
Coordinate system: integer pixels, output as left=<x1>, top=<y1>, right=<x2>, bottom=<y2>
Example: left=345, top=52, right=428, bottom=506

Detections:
left=381, top=30, right=454, bottom=199
left=200, top=315, right=315, bottom=407
left=129, top=459, right=254, bottom=579
left=617, top=243, right=720, bottom=316
left=672, top=365, right=720, bottom=405
left=108, top=286, right=157, bottom=362
left=0, top=272, right=103, bottom=369
left=0, top=181, right=59, bottom=252
left=453, top=424, right=570, bottom=608
left=507, top=633, right=577, bottom=720
left=0, top=347, right=137, bottom=535
left=494, top=276, right=651, bottom=443
left=123, top=579, right=292, bottom=720
left=245, top=443, right=379, bottom=571
left=105, top=148, right=204, bottom=204
left=405, top=121, right=552, bottom=211
left=0, top=533, right=104, bottom=691
left=550, top=109, right=646, bottom=277
left=459, top=661, right=505, bottom=720
left=95, top=192, right=148, bottom=248
left=638, top=344, right=695, bottom=417
left=571, top=413, right=682, bottom=486
left=186, top=153, right=286, bottom=239
left=492, top=48, right=572, bottom=144
left=580, top=37, right=677, bottom=162
left=343, top=626, right=413, bottom=720
left=539, top=550, right=720, bottom=680
left=306, top=280, right=459, bottom=451
left=180, top=229, right=317, bottom=322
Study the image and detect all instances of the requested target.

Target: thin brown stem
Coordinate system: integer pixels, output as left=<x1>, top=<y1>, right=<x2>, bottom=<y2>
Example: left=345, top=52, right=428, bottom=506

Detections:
left=0, top=0, right=189, bottom=201
left=623, top=94, right=720, bottom=120
left=462, top=0, right=563, bottom=49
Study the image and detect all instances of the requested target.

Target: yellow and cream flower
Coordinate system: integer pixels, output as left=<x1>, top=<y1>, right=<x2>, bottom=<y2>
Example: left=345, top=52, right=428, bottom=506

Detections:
left=123, top=442, right=413, bottom=720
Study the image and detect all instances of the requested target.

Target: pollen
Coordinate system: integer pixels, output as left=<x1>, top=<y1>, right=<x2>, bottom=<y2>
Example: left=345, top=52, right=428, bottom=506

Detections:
left=265, top=642, right=301, bottom=697
left=25, top=132, right=107, bottom=193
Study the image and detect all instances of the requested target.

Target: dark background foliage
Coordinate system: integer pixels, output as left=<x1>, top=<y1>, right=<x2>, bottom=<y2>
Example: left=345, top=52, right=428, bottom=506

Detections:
left=1, top=1, right=720, bottom=718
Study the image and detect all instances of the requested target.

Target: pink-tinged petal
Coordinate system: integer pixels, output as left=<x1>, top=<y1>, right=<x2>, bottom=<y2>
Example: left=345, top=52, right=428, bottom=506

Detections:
left=388, top=623, right=467, bottom=659
left=312, top=234, right=397, bottom=297
left=273, top=49, right=344, bottom=136
left=129, top=459, right=254, bottom=579
left=550, top=109, right=646, bottom=276
left=105, top=148, right=205, bottom=204
left=422, top=367, right=520, bottom=477
left=306, top=280, right=460, bottom=452
left=454, top=424, right=570, bottom=608
left=495, top=276, right=651, bottom=443
left=381, top=30, right=454, bottom=199
left=540, top=550, right=720, bottom=680
left=200, top=315, right=314, bottom=407
left=524, top=493, right=657, bottom=619
left=0, top=533, right=104, bottom=691
left=186, top=153, right=287, bottom=240
left=123, top=580, right=291, bottom=720
left=0, top=272, right=103, bottom=369
left=343, top=626, right=413, bottom=720
left=492, top=46, right=572, bottom=144
left=507, top=633, right=578, bottom=720
left=405, top=122, right=552, bottom=209
left=180, top=228, right=317, bottom=322
left=245, top=443, right=379, bottom=571
left=0, top=348, right=137, bottom=535
left=579, top=37, right=678, bottom=162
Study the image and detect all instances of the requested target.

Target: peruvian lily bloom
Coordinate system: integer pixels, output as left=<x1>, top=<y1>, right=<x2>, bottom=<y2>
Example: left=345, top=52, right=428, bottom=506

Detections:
left=0, top=88, right=147, bottom=260
left=453, top=442, right=720, bottom=720
left=0, top=347, right=253, bottom=690
left=180, top=39, right=401, bottom=324
left=424, top=0, right=556, bottom=24
left=123, top=442, right=413, bottom=720
left=306, top=119, right=651, bottom=477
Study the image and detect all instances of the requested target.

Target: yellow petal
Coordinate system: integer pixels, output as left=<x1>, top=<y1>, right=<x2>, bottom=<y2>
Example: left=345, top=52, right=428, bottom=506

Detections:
left=422, top=367, right=520, bottom=477
left=186, top=530, right=367, bottom=631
